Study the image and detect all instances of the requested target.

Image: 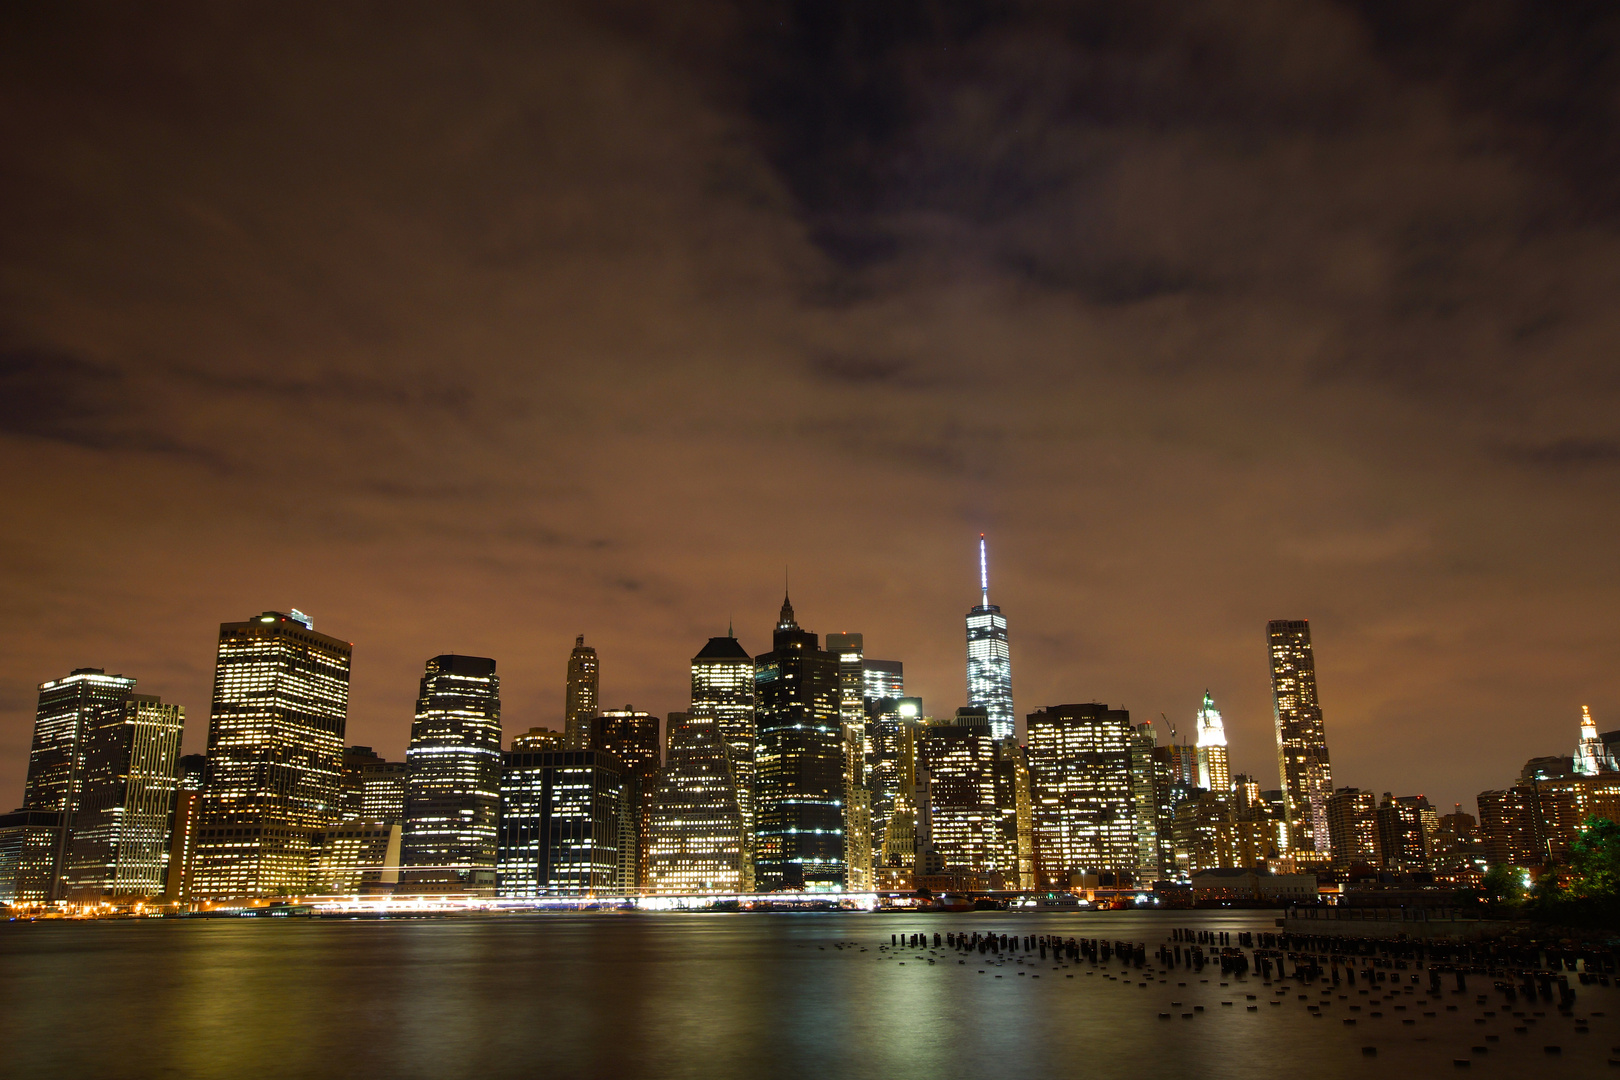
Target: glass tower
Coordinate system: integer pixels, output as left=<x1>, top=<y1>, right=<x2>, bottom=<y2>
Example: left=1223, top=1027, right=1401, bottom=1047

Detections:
left=966, top=535, right=1015, bottom=741
left=1267, top=619, right=1334, bottom=866
left=402, top=654, right=502, bottom=894
left=192, top=611, right=352, bottom=900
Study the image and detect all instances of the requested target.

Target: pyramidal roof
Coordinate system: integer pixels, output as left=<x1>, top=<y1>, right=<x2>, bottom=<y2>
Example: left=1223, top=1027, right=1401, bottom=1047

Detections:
left=695, top=635, right=751, bottom=661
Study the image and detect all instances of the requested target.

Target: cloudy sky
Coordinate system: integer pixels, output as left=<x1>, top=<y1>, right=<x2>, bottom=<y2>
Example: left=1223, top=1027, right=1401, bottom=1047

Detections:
left=3, top=1, right=1618, bottom=814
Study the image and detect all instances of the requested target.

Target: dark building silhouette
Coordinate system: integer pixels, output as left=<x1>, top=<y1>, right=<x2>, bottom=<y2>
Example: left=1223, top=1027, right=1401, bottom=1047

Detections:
left=753, top=593, right=844, bottom=890
left=591, top=707, right=659, bottom=890
left=402, top=654, right=502, bottom=894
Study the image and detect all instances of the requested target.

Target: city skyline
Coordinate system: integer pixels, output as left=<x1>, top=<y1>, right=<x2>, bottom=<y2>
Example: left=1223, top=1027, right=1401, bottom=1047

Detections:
left=1, top=578, right=1611, bottom=821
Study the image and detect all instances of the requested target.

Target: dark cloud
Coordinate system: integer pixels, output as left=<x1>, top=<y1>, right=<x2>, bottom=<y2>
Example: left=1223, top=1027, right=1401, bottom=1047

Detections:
left=0, top=0, right=1617, bottom=814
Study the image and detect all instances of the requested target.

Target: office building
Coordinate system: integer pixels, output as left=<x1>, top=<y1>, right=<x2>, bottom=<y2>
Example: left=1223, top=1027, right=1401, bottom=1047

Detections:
left=0, top=812, right=64, bottom=906
left=690, top=634, right=756, bottom=886
left=497, top=750, right=626, bottom=896
left=827, top=633, right=874, bottom=892
left=309, top=823, right=401, bottom=894
left=1377, top=793, right=1436, bottom=871
left=918, top=712, right=1017, bottom=884
left=1194, top=691, right=1230, bottom=793
left=645, top=713, right=747, bottom=893
left=192, top=611, right=352, bottom=900
left=861, top=659, right=904, bottom=703
left=401, top=655, right=502, bottom=894
left=564, top=635, right=599, bottom=750
left=63, top=694, right=185, bottom=901
left=753, top=593, right=844, bottom=890
left=1026, top=703, right=1138, bottom=887
left=1130, top=722, right=1172, bottom=880
left=965, top=535, right=1015, bottom=741
left=512, top=727, right=567, bottom=752
left=1325, top=787, right=1380, bottom=868
left=1171, top=792, right=1279, bottom=875
left=1267, top=619, right=1335, bottom=866
left=867, top=696, right=925, bottom=857
left=25, top=668, right=139, bottom=897
left=591, top=707, right=660, bottom=891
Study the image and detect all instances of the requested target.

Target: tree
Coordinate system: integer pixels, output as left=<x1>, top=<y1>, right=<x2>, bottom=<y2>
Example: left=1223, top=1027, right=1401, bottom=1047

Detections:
left=1480, top=863, right=1525, bottom=906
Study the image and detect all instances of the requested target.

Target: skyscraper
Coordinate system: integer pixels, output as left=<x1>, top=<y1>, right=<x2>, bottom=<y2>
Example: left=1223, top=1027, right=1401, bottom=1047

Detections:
left=591, top=707, right=660, bottom=891
left=1026, top=703, right=1138, bottom=888
left=23, top=668, right=137, bottom=899
left=1194, top=691, right=1231, bottom=793
left=1325, top=787, right=1379, bottom=868
left=1267, top=619, right=1335, bottom=867
left=690, top=634, right=755, bottom=888
left=826, top=632, right=873, bottom=892
left=1575, top=705, right=1615, bottom=775
left=861, top=659, right=904, bottom=703
left=753, top=593, right=844, bottom=890
left=192, top=611, right=352, bottom=900
left=564, top=635, right=599, bottom=750
left=866, top=696, right=925, bottom=858
left=966, top=535, right=1015, bottom=741
left=25, top=669, right=138, bottom=816
left=1377, top=793, right=1436, bottom=871
left=63, top=694, right=185, bottom=901
left=402, top=654, right=502, bottom=893
left=645, top=712, right=746, bottom=894
left=918, top=713, right=1018, bottom=884
left=497, top=749, right=626, bottom=896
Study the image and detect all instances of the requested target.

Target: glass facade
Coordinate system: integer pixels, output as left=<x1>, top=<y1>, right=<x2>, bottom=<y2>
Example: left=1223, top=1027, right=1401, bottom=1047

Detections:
left=402, top=654, right=502, bottom=894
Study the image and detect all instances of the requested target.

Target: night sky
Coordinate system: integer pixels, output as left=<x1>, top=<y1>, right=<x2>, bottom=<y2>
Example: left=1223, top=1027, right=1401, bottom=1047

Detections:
left=4, top=2, right=1618, bottom=815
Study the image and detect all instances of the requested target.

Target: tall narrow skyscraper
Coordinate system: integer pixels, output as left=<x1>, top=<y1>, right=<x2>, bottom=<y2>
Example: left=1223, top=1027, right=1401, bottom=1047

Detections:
left=564, top=635, right=599, bottom=750
left=63, top=694, right=185, bottom=901
left=1194, top=691, right=1231, bottom=793
left=966, top=535, right=1015, bottom=741
left=192, top=611, right=352, bottom=900
left=591, top=707, right=660, bottom=891
left=826, top=632, right=872, bottom=892
left=402, top=655, right=502, bottom=893
left=753, top=593, right=844, bottom=890
left=1267, top=619, right=1335, bottom=867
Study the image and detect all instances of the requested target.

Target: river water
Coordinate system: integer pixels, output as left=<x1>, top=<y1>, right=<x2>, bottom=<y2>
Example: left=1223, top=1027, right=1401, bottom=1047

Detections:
left=1, top=910, right=1614, bottom=1079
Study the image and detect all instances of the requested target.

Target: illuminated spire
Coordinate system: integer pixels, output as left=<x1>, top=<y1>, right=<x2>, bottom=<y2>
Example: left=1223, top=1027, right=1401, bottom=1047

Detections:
left=1576, top=704, right=1610, bottom=775
left=979, top=533, right=990, bottom=609
left=1195, top=690, right=1231, bottom=792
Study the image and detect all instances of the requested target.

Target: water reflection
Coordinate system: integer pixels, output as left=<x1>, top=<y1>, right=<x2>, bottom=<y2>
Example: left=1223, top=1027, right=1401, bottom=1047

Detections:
left=0, top=911, right=1613, bottom=1080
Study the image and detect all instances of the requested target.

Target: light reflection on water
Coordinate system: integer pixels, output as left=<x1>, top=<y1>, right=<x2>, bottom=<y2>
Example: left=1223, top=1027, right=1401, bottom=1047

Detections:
left=1, top=911, right=1615, bottom=1080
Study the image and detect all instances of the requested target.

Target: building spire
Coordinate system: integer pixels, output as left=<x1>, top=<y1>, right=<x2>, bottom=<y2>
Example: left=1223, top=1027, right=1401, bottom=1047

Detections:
left=979, top=533, right=990, bottom=609
left=777, top=585, right=797, bottom=631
